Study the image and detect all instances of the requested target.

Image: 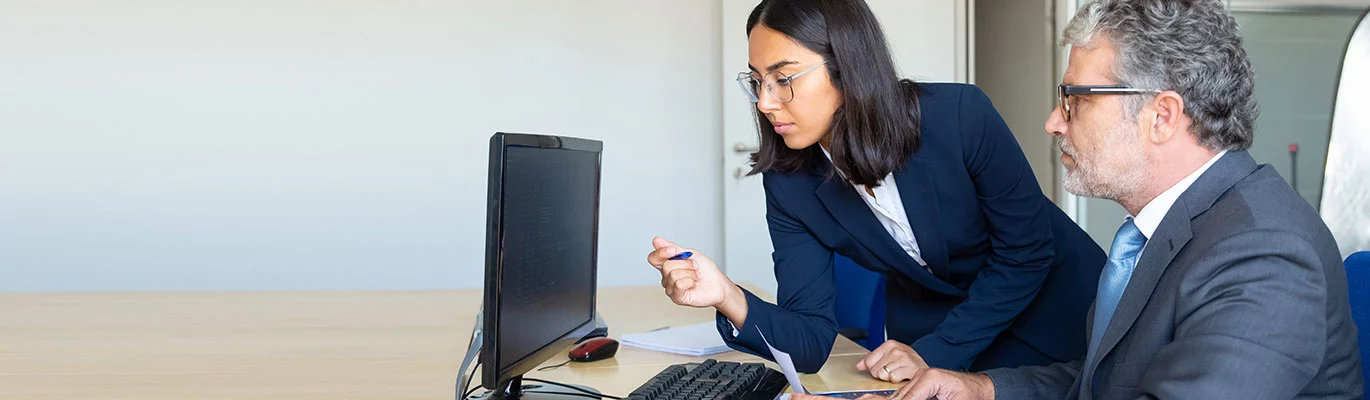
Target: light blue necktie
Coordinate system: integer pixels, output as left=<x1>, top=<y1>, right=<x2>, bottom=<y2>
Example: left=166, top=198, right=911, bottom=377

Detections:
left=1082, top=218, right=1148, bottom=381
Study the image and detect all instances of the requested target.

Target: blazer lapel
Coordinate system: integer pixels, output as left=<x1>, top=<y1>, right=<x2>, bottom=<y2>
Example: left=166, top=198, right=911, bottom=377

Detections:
left=1083, top=212, right=1192, bottom=389
left=892, top=158, right=952, bottom=277
left=812, top=158, right=964, bottom=295
left=1081, top=152, right=1260, bottom=390
left=814, top=175, right=909, bottom=272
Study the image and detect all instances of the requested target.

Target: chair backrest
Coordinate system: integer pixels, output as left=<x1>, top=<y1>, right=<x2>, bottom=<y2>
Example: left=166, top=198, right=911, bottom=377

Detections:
left=833, top=255, right=886, bottom=350
left=1345, top=251, right=1370, bottom=386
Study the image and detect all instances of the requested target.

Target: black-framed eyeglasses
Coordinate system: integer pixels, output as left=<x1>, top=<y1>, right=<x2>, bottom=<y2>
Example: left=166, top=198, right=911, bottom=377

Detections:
left=736, top=61, right=828, bottom=103
left=1057, top=84, right=1164, bottom=122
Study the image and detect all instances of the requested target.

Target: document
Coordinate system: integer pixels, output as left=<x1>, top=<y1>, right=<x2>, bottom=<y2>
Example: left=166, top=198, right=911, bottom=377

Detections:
left=620, top=322, right=731, bottom=357
left=758, top=327, right=808, bottom=395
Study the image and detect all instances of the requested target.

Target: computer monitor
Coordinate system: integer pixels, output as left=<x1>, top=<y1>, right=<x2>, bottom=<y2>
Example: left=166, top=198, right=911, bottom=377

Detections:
left=478, top=132, right=603, bottom=399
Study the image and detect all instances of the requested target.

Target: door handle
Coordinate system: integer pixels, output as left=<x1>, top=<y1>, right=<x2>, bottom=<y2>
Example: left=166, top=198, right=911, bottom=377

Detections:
left=733, top=143, right=759, bottom=154
left=735, top=167, right=750, bottom=179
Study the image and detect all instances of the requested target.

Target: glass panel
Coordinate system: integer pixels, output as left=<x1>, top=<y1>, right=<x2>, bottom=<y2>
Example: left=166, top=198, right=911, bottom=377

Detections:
left=1234, top=9, right=1362, bottom=209
left=1322, top=11, right=1370, bottom=258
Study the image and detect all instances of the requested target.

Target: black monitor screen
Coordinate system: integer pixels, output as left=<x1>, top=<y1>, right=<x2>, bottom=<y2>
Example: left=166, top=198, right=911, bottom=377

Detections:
left=482, top=133, right=601, bottom=388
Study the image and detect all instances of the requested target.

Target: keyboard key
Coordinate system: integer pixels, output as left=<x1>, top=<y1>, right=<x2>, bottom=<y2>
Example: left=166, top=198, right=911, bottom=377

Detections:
left=625, top=359, right=789, bottom=400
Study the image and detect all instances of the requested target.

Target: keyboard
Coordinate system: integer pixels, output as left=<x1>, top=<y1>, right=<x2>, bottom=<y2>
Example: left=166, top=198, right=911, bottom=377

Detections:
left=624, top=359, right=789, bottom=400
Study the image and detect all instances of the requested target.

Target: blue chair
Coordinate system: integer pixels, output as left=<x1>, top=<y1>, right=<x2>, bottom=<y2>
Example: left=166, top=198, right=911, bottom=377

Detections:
left=1346, top=251, right=1370, bottom=386
left=833, top=255, right=887, bottom=350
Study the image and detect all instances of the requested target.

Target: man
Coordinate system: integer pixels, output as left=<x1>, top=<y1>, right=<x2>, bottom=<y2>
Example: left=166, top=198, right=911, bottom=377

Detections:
left=796, top=0, right=1365, bottom=398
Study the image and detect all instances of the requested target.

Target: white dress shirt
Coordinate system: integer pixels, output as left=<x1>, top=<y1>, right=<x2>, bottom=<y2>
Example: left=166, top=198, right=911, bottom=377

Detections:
left=821, top=148, right=928, bottom=267
left=1131, top=150, right=1228, bottom=254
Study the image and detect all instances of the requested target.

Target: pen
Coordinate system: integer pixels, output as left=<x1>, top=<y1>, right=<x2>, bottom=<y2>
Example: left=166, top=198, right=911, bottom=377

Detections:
left=668, top=251, right=693, bottom=261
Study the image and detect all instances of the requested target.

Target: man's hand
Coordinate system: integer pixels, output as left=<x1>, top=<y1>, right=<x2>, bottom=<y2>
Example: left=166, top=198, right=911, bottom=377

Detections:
left=788, top=369, right=994, bottom=400
left=886, top=369, right=995, bottom=400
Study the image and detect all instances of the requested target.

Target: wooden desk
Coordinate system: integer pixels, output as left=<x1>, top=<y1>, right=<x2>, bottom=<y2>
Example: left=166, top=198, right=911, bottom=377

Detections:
left=0, top=285, right=899, bottom=399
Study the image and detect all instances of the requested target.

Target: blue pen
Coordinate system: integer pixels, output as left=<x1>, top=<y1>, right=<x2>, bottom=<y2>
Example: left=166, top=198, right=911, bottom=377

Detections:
left=668, top=251, right=693, bottom=261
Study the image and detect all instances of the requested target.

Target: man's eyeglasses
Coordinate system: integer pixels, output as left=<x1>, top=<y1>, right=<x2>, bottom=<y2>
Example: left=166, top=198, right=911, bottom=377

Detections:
left=1058, top=84, right=1164, bottom=122
left=736, top=61, right=828, bottom=103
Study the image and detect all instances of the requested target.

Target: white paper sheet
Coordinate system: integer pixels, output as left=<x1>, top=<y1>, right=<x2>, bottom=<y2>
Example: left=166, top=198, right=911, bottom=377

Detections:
left=757, top=326, right=808, bottom=395
left=619, top=322, right=731, bottom=356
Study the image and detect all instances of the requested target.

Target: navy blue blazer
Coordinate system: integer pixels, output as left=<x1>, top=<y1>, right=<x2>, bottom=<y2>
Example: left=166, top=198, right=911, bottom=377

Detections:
left=715, top=83, right=1106, bottom=373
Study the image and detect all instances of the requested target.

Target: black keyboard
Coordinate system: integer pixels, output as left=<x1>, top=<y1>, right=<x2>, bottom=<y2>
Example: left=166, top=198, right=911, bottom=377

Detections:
left=625, top=359, right=789, bottom=400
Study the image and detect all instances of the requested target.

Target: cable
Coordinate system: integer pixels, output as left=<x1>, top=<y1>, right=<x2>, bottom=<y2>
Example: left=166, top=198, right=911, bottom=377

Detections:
left=463, top=385, right=482, bottom=400
left=535, top=359, right=573, bottom=371
left=459, top=360, right=480, bottom=400
left=457, top=328, right=479, bottom=400
left=458, top=363, right=621, bottom=400
left=539, top=392, right=606, bottom=400
left=464, top=378, right=610, bottom=400
left=521, top=378, right=624, bottom=399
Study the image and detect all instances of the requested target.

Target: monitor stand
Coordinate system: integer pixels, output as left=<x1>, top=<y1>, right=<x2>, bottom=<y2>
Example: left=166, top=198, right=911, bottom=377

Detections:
left=458, top=313, right=611, bottom=400
left=468, top=376, right=604, bottom=400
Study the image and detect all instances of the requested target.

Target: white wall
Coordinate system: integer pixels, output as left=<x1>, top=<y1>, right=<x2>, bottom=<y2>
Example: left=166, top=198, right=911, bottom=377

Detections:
left=0, top=0, right=723, bottom=292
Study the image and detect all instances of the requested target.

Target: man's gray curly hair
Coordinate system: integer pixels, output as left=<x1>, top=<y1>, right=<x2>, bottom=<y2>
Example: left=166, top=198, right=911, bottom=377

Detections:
left=1064, top=0, right=1258, bottom=151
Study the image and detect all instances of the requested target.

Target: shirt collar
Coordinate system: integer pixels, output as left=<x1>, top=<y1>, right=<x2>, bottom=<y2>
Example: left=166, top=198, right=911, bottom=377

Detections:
left=1132, top=150, right=1228, bottom=239
left=820, top=146, right=898, bottom=188
left=820, top=146, right=847, bottom=180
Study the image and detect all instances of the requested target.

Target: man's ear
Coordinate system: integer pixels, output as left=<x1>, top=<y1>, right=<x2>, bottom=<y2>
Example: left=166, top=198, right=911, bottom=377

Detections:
left=1147, top=91, right=1187, bottom=144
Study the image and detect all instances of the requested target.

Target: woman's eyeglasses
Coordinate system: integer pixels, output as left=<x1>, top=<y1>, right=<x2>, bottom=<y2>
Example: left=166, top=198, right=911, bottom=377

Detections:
left=736, top=61, right=829, bottom=103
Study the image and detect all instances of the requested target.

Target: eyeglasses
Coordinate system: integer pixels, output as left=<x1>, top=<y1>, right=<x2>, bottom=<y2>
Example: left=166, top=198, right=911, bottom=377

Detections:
left=1057, top=84, right=1164, bottom=122
left=736, top=61, right=828, bottom=103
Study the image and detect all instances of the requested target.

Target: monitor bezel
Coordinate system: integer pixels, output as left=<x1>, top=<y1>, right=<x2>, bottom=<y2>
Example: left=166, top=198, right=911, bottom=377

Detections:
left=480, top=132, right=603, bottom=390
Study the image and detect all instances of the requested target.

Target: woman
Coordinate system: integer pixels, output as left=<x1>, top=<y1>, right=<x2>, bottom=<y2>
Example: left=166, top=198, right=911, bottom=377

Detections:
left=646, top=0, right=1105, bottom=381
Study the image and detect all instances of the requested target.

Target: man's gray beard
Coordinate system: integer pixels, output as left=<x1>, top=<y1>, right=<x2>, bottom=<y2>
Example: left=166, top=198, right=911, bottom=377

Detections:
left=1059, top=131, right=1147, bottom=201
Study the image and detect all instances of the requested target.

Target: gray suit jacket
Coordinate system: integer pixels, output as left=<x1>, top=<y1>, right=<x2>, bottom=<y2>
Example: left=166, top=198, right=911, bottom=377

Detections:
left=985, top=151, right=1363, bottom=399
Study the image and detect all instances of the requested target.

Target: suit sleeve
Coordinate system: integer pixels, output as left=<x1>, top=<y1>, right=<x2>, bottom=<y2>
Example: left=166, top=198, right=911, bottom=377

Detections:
left=1137, top=229, right=1327, bottom=399
left=984, top=360, right=1082, bottom=399
left=713, top=174, right=838, bottom=374
left=909, top=85, right=1055, bottom=370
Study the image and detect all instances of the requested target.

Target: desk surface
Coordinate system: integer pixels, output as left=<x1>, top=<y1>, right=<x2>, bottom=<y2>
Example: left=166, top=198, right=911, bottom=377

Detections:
left=0, top=285, right=900, bottom=399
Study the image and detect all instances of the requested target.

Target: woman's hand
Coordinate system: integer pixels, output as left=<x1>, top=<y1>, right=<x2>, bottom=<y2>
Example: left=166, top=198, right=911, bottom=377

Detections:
left=856, top=340, right=930, bottom=382
left=647, top=237, right=740, bottom=309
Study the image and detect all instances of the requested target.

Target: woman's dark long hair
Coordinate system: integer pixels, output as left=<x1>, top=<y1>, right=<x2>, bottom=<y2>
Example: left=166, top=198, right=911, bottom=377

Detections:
left=745, top=0, right=921, bottom=187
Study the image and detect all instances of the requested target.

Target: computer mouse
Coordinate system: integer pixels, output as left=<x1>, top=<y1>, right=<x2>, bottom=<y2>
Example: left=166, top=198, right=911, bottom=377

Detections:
left=575, top=326, right=609, bottom=344
left=569, top=337, right=618, bottom=362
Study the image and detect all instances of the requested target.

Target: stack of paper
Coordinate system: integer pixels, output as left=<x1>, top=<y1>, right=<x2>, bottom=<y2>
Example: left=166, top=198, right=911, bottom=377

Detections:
left=620, top=321, right=732, bottom=356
